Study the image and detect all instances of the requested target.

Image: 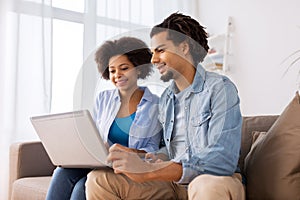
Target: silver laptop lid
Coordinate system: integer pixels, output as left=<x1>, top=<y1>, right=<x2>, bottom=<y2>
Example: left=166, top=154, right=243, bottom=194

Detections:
left=30, top=110, right=110, bottom=168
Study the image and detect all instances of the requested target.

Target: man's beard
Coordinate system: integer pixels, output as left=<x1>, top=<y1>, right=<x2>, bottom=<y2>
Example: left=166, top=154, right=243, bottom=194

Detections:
left=160, top=70, right=173, bottom=82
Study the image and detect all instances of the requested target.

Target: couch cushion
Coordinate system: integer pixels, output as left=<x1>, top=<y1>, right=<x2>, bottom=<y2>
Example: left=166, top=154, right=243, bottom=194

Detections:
left=244, top=91, right=300, bottom=200
left=239, top=115, right=278, bottom=175
left=11, top=176, right=51, bottom=200
left=246, top=131, right=267, bottom=160
left=251, top=131, right=267, bottom=145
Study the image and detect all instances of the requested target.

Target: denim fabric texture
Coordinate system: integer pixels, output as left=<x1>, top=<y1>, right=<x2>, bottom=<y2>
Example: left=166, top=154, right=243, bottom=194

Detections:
left=46, top=87, right=162, bottom=199
left=93, top=86, right=162, bottom=153
left=46, top=167, right=91, bottom=200
left=158, top=64, right=242, bottom=184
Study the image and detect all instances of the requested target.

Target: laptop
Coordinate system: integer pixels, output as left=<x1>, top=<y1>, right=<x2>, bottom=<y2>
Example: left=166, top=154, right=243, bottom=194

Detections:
left=30, top=110, right=111, bottom=168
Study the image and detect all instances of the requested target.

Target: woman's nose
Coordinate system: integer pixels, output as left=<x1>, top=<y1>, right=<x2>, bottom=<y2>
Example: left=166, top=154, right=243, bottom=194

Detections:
left=115, top=69, right=123, bottom=77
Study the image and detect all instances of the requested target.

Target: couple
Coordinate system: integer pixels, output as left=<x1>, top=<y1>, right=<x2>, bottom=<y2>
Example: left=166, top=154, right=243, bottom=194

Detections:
left=47, top=13, right=245, bottom=200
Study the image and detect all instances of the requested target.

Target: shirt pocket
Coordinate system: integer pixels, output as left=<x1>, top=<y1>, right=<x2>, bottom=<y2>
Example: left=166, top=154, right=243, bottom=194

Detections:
left=190, top=112, right=211, bottom=150
left=191, top=112, right=211, bottom=127
left=133, top=114, right=151, bottom=127
left=130, top=117, right=156, bottom=140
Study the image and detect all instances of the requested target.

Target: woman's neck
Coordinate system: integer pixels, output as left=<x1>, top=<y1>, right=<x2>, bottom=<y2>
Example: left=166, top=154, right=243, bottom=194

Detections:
left=117, top=87, right=144, bottom=118
left=119, top=86, right=140, bottom=102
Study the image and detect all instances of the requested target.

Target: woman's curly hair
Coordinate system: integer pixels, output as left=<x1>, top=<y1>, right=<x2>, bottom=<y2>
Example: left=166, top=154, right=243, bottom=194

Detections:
left=150, top=12, right=209, bottom=65
left=95, top=37, right=153, bottom=80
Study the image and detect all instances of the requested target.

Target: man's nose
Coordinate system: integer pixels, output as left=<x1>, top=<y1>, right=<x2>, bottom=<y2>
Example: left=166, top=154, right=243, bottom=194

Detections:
left=151, top=52, right=159, bottom=64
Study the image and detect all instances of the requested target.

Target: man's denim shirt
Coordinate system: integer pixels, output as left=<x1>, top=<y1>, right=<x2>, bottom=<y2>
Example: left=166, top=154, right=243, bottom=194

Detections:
left=158, top=64, right=242, bottom=184
left=93, top=87, right=162, bottom=153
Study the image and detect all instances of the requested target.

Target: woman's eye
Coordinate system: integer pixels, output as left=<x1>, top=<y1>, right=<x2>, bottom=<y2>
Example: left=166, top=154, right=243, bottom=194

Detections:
left=121, top=67, right=129, bottom=71
left=109, top=70, right=115, bottom=73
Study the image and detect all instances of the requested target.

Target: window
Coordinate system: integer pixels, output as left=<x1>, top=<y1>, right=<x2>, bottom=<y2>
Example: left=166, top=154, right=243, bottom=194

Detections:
left=51, top=19, right=83, bottom=113
left=14, top=0, right=156, bottom=113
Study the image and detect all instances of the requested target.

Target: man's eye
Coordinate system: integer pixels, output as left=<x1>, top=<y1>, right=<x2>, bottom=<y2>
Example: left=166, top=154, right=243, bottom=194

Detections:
left=158, top=49, right=164, bottom=53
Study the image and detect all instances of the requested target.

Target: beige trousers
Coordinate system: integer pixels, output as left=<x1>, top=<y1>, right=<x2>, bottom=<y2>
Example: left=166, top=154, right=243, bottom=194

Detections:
left=86, top=167, right=245, bottom=200
left=188, top=173, right=245, bottom=200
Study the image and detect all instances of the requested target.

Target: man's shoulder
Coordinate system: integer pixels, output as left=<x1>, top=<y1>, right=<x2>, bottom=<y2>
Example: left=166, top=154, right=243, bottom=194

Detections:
left=203, top=71, right=236, bottom=90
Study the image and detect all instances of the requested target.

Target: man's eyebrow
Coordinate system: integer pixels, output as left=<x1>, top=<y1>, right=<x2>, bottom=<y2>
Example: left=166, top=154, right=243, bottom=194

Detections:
left=153, top=44, right=166, bottom=51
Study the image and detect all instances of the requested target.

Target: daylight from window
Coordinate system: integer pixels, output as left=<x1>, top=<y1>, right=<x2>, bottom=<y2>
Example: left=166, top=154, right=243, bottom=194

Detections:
left=50, top=0, right=154, bottom=113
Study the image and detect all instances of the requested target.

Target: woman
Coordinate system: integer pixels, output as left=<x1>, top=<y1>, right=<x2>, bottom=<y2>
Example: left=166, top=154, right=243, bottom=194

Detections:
left=46, top=37, right=162, bottom=200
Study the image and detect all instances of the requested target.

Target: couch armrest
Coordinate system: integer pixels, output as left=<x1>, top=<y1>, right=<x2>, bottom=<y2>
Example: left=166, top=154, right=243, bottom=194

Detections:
left=9, top=141, right=55, bottom=199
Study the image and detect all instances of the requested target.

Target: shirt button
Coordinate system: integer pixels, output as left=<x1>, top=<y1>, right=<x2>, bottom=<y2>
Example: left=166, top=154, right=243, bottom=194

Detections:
left=170, top=120, right=174, bottom=123
left=184, top=106, right=188, bottom=110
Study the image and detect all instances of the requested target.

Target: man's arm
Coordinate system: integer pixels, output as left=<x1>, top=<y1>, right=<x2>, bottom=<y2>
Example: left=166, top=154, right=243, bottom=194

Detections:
left=123, top=161, right=182, bottom=183
left=107, top=144, right=182, bottom=183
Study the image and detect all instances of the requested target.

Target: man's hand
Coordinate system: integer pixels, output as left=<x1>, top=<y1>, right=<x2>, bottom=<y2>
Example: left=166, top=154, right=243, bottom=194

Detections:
left=107, top=144, right=182, bottom=183
left=145, top=152, right=169, bottom=163
left=110, top=143, right=138, bottom=153
left=107, top=144, right=153, bottom=175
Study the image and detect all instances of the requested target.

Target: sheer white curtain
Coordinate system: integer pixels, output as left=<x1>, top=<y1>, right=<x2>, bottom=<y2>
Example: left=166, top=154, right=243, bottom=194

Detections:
left=0, top=0, right=200, bottom=199
left=0, top=0, right=52, bottom=199
left=153, top=0, right=200, bottom=22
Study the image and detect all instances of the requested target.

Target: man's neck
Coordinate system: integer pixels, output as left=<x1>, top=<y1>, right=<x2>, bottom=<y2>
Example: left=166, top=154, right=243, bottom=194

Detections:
left=174, top=64, right=196, bottom=92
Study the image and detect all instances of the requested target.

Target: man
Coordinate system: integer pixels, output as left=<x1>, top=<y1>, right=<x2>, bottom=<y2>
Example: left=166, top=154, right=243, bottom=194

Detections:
left=86, top=12, right=245, bottom=200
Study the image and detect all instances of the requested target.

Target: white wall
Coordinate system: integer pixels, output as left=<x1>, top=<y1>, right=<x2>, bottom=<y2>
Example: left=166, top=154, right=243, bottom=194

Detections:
left=199, top=0, right=300, bottom=116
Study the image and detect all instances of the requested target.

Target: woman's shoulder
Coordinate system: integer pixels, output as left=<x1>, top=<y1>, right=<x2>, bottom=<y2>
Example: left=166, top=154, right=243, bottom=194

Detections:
left=141, top=86, right=160, bottom=103
left=95, top=89, right=119, bottom=102
left=96, top=88, right=117, bottom=96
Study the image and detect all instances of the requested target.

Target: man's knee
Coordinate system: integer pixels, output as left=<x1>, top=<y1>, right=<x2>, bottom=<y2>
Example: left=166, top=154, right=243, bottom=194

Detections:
left=188, top=174, right=245, bottom=200
left=86, top=168, right=110, bottom=191
left=86, top=170, right=98, bottom=192
left=188, top=174, right=220, bottom=194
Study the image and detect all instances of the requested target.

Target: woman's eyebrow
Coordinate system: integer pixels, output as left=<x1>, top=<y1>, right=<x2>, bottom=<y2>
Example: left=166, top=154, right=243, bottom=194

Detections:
left=109, top=63, right=130, bottom=68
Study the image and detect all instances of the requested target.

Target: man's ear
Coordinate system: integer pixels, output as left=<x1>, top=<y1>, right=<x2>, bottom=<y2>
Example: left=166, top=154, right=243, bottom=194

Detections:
left=180, top=41, right=190, bottom=55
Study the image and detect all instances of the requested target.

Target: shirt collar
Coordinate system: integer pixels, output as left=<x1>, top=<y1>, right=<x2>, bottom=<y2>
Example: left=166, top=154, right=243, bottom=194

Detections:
left=111, top=86, right=153, bottom=102
left=167, top=64, right=206, bottom=96
left=140, top=86, right=153, bottom=102
left=191, top=64, right=206, bottom=93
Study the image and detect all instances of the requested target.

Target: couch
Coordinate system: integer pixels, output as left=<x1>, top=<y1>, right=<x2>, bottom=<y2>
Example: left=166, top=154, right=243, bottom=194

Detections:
left=8, top=115, right=280, bottom=200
